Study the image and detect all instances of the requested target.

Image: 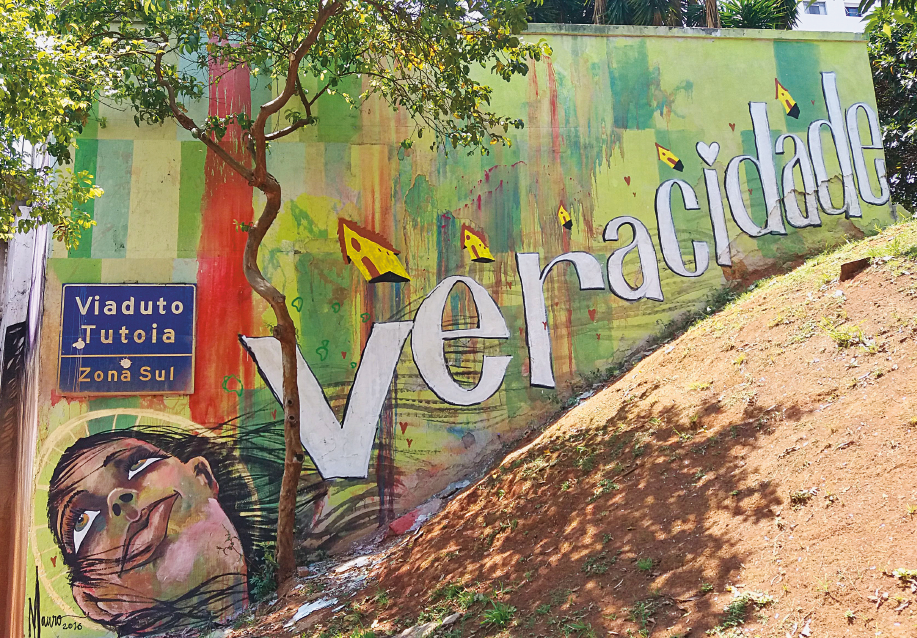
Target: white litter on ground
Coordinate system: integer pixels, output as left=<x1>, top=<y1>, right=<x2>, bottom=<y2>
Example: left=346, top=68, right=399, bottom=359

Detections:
left=284, top=597, right=338, bottom=628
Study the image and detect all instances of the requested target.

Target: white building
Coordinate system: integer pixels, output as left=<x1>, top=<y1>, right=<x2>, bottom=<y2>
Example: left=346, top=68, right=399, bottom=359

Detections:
left=795, top=0, right=870, bottom=32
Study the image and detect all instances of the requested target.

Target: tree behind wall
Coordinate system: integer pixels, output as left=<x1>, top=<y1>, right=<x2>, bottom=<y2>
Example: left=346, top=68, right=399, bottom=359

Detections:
left=526, top=0, right=725, bottom=28
left=719, top=0, right=799, bottom=28
left=868, top=8, right=917, bottom=209
left=59, top=0, right=548, bottom=589
left=0, top=0, right=109, bottom=247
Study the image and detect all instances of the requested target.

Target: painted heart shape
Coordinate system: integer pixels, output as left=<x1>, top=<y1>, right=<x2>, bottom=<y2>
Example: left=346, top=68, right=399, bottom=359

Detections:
left=696, top=141, right=720, bottom=166
left=624, top=176, right=631, bottom=185
left=271, top=409, right=277, bottom=419
left=588, top=308, right=597, bottom=322
left=728, top=123, right=736, bottom=131
left=400, top=421, right=409, bottom=435
left=596, top=333, right=601, bottom=340
left=341, top=351, right=347, bottom=359
left=406, top=439, right=413, bottom=448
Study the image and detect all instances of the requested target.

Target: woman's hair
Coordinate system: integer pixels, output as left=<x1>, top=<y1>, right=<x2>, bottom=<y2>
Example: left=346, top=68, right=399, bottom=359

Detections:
left=47, top=412, right=284, bottom=635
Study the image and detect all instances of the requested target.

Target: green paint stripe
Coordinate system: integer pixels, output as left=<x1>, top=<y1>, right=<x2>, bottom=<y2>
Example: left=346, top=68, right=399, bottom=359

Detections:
left=91, top=140, right=133, bottom=258
left=69, top=139, right=98, bottom=258
left=78, top=103, right=100, bottom=140
left=177, top=141, right=206, bottom=258
left=774, top=41, right=823, bottom=134
left=48, top=258, right=101, bottom=284
left=85, top=397, right=142, bottom=434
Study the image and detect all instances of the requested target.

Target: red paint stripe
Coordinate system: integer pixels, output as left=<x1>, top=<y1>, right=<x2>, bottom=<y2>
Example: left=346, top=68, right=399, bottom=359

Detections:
left=190, top=59, right=255, bottom=427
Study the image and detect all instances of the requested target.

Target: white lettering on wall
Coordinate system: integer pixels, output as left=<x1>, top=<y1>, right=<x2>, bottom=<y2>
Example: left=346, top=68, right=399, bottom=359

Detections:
left=846, top=101, right=890, bottom=206
left=239, top=70, right=894, bottom=480
left=603, top=216, right=664, bottom=302
left=726, top=102, right=787, bottom=237
left=241, top=322, right=413, bottom=479
left=808, top=71, right=861, bottom=218
left=776, top=132, right=821, bottom=228
left=697, top=141, right=733, bottom=267
left=655, top=179, right=710, bottom=278
left=517, top=252, right=605, bottom=389
left=411, top=276, right=512, bottom=406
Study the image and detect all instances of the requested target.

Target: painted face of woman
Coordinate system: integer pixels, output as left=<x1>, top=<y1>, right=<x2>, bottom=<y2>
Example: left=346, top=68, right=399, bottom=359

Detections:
left=51, top=438, right=248, bottom=628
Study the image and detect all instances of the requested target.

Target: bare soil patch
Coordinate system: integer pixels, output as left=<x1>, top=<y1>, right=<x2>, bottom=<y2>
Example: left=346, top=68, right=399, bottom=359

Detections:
left=233, top=221, right=917, bottom=638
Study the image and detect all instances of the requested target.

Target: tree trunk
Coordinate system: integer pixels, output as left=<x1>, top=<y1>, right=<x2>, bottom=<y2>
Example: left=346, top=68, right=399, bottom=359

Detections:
left=242, top=175, right=303, bottom=588
left=593, top=0, right=606, bottom=24
left=706, top=0, right=721, bottom=27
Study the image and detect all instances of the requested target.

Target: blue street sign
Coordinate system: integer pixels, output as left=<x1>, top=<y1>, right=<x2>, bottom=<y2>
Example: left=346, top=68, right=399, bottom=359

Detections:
left=58, top=284, right=196, bottom=394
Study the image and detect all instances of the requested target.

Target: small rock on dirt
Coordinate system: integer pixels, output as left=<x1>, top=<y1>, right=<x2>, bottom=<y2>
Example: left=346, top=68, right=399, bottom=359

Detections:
left=396, top=620, right=440, bottom=638
left=840, top=257, right=870, bottom=281
left=441, top=612, right=462, bottom=626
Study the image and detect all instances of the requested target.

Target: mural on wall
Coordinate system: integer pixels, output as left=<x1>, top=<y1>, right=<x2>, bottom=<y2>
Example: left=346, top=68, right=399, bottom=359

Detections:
left=1, top=225, right=50, bottom=637
left=28, top=411, right=284, bottom=636
left=337, top=219, right=411, bottom=283
left=776, top=78, right=801, bottom=118
left=461, top=225, right=495, bottom=263
left=28, top=26, right=894, bottom=635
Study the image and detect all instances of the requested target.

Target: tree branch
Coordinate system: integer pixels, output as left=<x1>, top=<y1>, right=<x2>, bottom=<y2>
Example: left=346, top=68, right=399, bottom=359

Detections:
left=154, top=50, right=255, bottom=182
left=262, top=77, right=318, bottom=140
left=297, top=80, right=314, bottom=117
left=306, top=81, right=332, bottom=109
left=252, top=0, right=342, bottom=184
left=265, top=118, right=311, bottom=141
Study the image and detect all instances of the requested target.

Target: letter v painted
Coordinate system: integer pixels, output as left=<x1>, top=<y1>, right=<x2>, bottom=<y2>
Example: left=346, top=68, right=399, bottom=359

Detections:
left=240, top=321, right=413, bottom=479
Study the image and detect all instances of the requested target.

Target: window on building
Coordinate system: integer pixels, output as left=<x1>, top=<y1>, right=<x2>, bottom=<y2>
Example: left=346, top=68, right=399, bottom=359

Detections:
left=844, top=5, right=861, bottom=15
left=806, top=2, right=827, bottom=14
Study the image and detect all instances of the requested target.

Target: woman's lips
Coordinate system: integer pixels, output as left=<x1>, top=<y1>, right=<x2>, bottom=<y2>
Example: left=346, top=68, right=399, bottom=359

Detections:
left=120, top=492, right=180, bottom=573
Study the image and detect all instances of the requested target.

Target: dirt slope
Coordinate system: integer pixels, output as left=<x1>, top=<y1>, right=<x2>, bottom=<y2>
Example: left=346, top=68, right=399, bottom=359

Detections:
left=239, top=220, right=917, bottom=638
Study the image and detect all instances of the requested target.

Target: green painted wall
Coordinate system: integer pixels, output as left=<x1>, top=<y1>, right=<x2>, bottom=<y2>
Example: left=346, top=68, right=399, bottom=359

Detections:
left=26, top=26, right=892, bottom=637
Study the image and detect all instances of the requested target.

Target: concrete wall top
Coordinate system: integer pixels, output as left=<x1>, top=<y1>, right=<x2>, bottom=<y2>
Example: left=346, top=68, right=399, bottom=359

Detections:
left=525, top=22, right=864, bottom=40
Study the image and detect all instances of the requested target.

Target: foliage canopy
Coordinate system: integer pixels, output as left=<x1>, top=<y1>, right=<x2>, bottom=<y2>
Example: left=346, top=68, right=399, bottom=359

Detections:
left=0, top=0, right=112, bottom=247
left=868, top=7, right=917, bottom=209
left=527, top=0, right=795, bottom=28
left=58, top=0, right=550, bottom=162
left=719, top=0, right=798, bottom=29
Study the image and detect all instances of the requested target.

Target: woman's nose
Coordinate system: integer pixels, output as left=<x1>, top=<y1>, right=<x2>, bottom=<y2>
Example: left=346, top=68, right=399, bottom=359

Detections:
left=107, top=489, right=140, bottom=521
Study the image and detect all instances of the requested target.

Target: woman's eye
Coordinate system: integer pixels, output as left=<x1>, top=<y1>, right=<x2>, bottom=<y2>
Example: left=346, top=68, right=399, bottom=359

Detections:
left=127, top=457, right=163, bottom=480
left=72, top=510, right=100, bottom=554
